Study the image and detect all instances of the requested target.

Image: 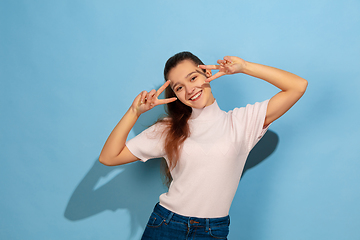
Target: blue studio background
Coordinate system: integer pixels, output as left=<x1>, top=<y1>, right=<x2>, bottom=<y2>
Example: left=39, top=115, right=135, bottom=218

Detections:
left=1, top=1, right=359, bottom=239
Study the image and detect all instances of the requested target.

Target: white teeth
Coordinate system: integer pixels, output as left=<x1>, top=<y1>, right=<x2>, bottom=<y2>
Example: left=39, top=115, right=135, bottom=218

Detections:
left=191, top=91, right=201, bottom=100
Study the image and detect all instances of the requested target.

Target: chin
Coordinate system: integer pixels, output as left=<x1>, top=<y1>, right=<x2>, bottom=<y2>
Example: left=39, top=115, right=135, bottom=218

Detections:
left=180, top=95, right=213, bottom=109
left=191, top=101, right=208, bottom=109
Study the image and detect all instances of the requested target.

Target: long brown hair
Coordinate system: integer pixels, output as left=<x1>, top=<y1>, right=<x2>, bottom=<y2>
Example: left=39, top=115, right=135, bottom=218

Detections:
left=158, top=51, right=205, bottom=187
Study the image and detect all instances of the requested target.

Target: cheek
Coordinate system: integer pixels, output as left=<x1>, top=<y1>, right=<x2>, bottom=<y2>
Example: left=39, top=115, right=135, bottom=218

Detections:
left=175, top=92, right=186, bottom=101
left=175, top=92, right=192, bottom=105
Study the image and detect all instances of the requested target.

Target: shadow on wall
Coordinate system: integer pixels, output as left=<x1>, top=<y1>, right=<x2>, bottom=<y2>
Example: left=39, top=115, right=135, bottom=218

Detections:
left=64, top=102, right=279, bottom=239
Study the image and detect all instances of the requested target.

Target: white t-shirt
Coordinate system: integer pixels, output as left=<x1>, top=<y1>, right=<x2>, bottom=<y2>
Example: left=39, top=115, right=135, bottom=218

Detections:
left=126, top=100, right=270, bottom=218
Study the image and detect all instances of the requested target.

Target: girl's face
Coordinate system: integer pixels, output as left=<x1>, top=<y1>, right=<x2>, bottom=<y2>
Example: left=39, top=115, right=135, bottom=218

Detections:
left=168, top=60, right=215, bottom=109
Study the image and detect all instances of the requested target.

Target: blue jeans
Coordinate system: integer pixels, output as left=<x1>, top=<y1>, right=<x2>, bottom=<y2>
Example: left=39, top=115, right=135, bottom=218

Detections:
left=141, top=203, right=230, bottom=240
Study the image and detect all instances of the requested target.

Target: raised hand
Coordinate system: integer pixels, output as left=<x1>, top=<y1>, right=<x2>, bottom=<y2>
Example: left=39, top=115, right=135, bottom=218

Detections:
left=131, top=80, right=177, bottom=116
left=198, top=56, right=247, bottom=82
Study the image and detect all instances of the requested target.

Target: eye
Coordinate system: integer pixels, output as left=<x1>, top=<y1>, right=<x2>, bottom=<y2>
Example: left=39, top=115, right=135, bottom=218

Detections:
left=190, top=76, right=197, bottom=82
left=175, top=86, right=183, bottom=92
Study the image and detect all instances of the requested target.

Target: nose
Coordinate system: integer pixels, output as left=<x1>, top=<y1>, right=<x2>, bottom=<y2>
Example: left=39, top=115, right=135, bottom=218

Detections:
left=185, top=83, right=195, bottom=95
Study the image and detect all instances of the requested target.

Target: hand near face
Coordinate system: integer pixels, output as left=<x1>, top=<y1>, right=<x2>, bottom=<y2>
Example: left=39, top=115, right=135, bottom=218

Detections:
left=198, top=56, right=247, bottom=82
left=131, top=80, right=177, bottom=116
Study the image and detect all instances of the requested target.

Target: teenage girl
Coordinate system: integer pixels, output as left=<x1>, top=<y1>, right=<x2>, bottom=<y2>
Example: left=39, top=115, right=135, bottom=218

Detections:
left=99, top=52, right=307, bottom=239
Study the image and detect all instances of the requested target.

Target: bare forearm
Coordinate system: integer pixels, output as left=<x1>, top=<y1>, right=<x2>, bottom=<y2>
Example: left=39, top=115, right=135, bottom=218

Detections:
left=242, top=61, right=307, bottom=125
left=99, top=107, right=139, bottom=163
left=99, top=81, right=176, bottom=166
left=242, top=61, right=308, bottom=93
left=200, top=56, right=308, bottom=126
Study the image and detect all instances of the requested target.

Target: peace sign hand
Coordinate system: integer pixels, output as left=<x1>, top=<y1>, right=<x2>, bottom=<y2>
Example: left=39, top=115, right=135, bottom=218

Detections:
left=198, top=56, right=247, bottom=82
left=131, top=80, right=177, bottom=116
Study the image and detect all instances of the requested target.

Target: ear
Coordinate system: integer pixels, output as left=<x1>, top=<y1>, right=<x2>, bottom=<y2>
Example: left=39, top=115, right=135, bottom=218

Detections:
left=205, top=69, right=212, bottom=77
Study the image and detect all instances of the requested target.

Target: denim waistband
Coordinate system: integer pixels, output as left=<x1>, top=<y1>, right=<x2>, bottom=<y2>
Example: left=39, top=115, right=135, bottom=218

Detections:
left=153, top=203, right=230, bottom=230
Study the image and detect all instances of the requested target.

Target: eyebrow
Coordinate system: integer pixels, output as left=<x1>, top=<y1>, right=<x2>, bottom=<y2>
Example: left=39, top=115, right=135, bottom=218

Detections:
left=172, top=70, right=205, bottom=90
left=185, top=71, right=198, bottom=79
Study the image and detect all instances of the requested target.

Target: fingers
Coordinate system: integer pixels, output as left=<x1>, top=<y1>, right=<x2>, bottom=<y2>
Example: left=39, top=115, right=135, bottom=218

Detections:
left=157, top=97, right=177, bottom=105
left=155, top=80, right=178, bottom=105
left=135, top=82, right=176, bottom=115
left=217, top=59, right=226, bottom=65
left=146, top=89, right=157, bottom=106
left=140, top=89, right=156, bottom=104
left=199, top=62, right=225, bottom=82
left=140, top=82, right=176, bottom=106
left=156, top=80, right=171, bottom=97
left=140, top=91, right=148, bottom=104
left=223, top=56, right=233, bottom=63
left=198, top=64, right=220, bottom=70
left=205, top=71, right=226, bottom=82
left=218, top=57, right=233, bottom=67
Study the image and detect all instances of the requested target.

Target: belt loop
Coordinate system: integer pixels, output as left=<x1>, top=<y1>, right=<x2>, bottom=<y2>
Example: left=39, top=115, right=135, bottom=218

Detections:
left=206, top=218, right=210, bottom=232
left=165, top=212, right=174, bottom=224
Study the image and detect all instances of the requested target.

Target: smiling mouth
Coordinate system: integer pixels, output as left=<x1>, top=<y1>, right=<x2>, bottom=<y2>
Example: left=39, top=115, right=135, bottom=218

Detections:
left=190, top=91, right=202, bottom=101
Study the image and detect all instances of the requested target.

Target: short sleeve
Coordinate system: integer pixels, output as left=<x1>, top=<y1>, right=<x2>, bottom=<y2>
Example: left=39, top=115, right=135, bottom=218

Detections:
left=125, top=123, right=166, bottom=162
left=232, top=100, right=270, bottom=150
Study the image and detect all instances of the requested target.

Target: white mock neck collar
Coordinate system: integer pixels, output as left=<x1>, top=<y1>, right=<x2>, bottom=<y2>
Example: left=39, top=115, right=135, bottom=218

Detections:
left=189, top=100, right=222, bottom=121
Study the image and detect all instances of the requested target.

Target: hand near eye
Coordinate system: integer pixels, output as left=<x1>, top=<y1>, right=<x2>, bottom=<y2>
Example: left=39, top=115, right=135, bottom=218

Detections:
left=198, top=56, right=247, bottom=82
left=131, top=80, right=177, bottom=116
